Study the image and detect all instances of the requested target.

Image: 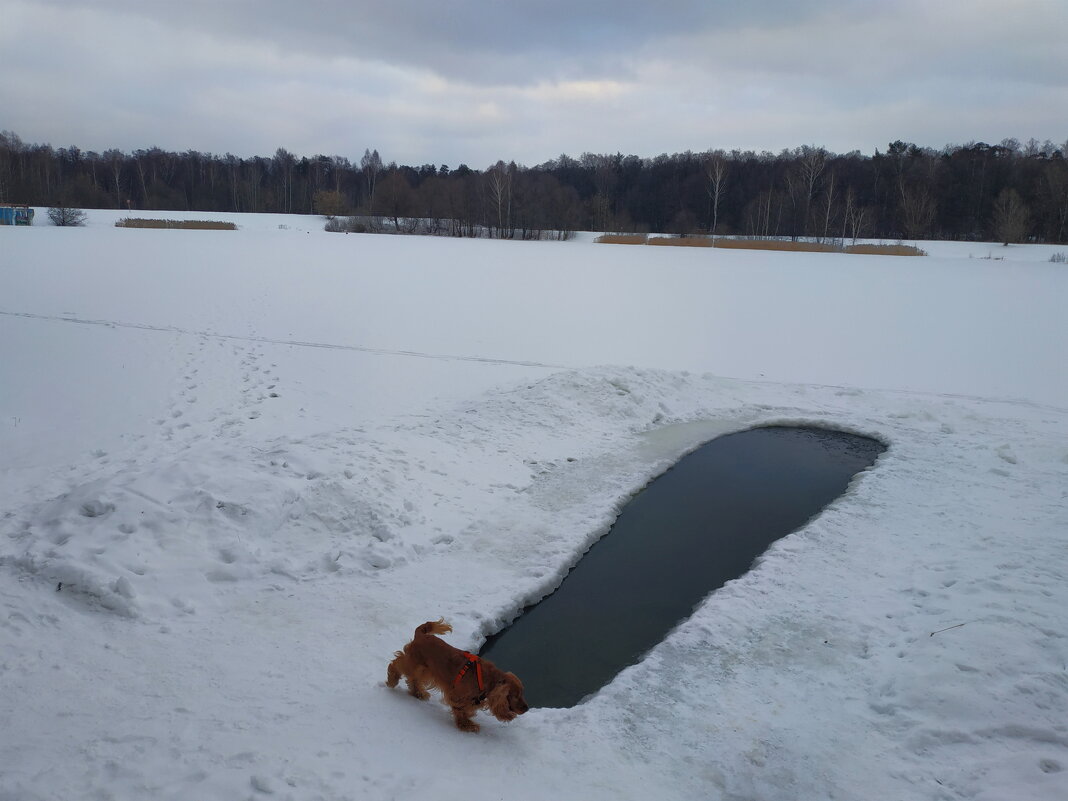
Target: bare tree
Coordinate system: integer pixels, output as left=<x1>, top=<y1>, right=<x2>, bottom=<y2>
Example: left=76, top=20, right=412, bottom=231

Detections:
left=1042, top=165, right=1068, bottom=242
left=797, top=145, right=826, bottom=237
left=899, top=182, right=937, bottom=239
left=274, top=148, right=296, bottom=213
left=703, top=150, right=728, bottom=236
left=48, top=204, right=87, bottom=226
left=103, top=148, right=125, bottom=209
left=415, top=174, right=449, bottom=235
left=329, top=155, right=349, bottom=194
left=842, top=186, right=867, bottom=244
left=992, top=188, right=1031, bottom=245
left=820, top=170, right=837, bottom=243
left=379, top=167, right=415, bottom=232
left=746, top=186, right=779, bottom=238
left=585, top=154, right=618, bottom=233
left=486, top=160, right=513, bottom=238
left=134, top=151, right=149, bottom=206
left=361, top=148, right=382, bottom=213
left=313, top=189, right=348, bottom=218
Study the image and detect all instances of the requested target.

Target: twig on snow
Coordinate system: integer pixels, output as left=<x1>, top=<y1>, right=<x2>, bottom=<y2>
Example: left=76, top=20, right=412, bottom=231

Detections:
left=929, top=622, right=968, bottom=637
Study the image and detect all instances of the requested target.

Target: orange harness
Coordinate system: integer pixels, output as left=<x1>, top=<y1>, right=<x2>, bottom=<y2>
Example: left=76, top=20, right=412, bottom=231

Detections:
left=453, top=652, right=486, bottom=701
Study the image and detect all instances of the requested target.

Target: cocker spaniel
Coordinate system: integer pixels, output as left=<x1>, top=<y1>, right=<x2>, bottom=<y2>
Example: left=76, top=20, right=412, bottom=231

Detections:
left=386, top=619, right=528, bottom=732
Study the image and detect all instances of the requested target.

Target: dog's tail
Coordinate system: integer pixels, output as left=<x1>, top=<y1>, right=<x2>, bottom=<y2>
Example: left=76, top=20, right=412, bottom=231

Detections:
left=415, top=618, right=452, bottom=637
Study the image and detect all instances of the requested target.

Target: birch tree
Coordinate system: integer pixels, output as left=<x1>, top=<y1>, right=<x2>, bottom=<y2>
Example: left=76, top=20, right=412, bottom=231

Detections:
left=703, top=150, right=728, bottom=236
left=361, top=148, right=382, bottom=213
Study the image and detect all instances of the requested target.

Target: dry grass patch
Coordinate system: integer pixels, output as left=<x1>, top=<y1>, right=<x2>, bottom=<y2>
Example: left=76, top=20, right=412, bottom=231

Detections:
left=594, top=234, right=648, bottom=245
left=844, top=244, right=927, bottom=256
left=647, top=236, right=715, bottom=247
left=116, top=218, right=236, bottom=230
left=593, top=234, right=929, bottom=257
left=712, top=238, right=840, bottom=253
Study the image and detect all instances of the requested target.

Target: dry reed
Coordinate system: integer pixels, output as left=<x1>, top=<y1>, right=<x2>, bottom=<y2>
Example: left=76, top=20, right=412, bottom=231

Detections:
left=597, top=233, right=927, bottom=256
left=647, top=236, right=715, bottom=247
left=116, top=218, right=236, bottom=230
left=844, top=243, right=927, bottom=256
left=712, top=239, right=840, bottom=253
left=594, top=234, right=648, bottom=245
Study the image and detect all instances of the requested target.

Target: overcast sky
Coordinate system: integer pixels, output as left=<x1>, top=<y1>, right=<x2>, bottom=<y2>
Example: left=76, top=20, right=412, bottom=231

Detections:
left=2, top=0, right=1065, bottom=167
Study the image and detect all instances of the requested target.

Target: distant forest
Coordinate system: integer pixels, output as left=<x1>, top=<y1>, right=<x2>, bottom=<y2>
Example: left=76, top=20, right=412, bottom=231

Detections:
left=2, top=130, right=1066, bottom=243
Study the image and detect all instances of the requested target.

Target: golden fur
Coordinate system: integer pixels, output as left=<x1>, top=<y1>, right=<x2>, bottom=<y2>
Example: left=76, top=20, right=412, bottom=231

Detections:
left=386, top=619, right=528, bottom=732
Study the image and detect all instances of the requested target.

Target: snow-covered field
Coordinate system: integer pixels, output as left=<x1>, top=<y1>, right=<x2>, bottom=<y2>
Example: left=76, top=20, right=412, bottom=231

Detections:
left=1, top=210, right=1066, bottom=800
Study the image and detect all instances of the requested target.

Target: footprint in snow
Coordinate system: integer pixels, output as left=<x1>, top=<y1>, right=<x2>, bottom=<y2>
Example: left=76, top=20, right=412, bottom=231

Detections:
left=80, top=500, right=115, bottom=518
left=995, top=445, right=1017, bottom=464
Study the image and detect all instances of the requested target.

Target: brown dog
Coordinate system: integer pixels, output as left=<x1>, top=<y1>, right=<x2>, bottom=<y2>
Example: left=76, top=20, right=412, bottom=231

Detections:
left=386, top=619, right=528, bottom=732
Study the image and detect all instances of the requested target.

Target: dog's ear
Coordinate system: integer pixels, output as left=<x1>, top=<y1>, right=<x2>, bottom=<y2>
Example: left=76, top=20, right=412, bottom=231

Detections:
left=504, top=671, right=523, bottom=687
left=504, top=673, right=529, bottom=715
left=487, top=683, right=517, bottom=721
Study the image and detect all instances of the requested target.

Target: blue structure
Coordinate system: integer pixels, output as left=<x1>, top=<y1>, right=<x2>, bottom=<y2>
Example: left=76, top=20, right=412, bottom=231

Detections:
left=0, top=205, right=34, bottom=225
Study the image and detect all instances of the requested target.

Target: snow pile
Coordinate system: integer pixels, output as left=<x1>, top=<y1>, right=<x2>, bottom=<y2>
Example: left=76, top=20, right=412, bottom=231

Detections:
left=1, top=214, right=1066, bottom=800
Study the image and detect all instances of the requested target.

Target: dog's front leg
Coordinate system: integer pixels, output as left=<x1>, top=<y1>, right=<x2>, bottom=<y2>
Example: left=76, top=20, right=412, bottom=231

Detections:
left=450, top=705, right=480, bottom=732
left=385, top=658, right=402, bottom=689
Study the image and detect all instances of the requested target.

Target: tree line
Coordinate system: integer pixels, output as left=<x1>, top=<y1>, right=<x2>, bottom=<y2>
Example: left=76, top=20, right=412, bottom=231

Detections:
left=2, top=130, right=1066, bottom=243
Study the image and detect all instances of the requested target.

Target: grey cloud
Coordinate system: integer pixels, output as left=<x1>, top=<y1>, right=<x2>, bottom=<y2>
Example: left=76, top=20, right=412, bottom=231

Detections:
left=4, top=0, right=1065, bottom=166
left=30, top=0, right=839, bottom=84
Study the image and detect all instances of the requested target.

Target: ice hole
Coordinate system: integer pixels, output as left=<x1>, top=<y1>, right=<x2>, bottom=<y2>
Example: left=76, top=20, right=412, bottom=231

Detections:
left=480, top=426, right=886, bottom=708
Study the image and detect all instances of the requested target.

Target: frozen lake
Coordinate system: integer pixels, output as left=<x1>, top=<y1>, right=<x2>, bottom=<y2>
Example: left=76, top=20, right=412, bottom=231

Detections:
left=1, top=211, right=1065, bottom=801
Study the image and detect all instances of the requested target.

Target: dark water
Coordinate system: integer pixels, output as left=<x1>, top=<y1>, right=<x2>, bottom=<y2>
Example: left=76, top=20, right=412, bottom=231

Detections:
left=480, top=425, right=885, bottom=708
